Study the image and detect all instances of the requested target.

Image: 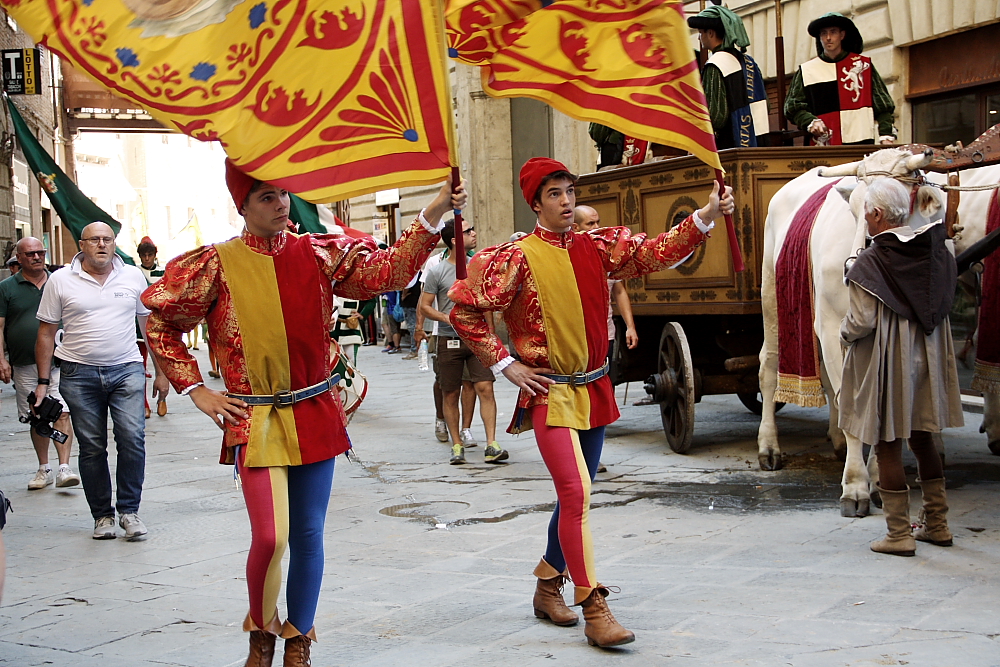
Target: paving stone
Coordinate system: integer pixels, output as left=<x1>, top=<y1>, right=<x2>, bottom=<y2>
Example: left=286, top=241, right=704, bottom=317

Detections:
left=0, top=346, right=997, bottom=666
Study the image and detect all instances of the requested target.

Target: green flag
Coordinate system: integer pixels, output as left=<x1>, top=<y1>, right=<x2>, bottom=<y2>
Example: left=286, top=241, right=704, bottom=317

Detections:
left=6, top=96, right=133, bottom=264
left=287, top=193, right=327, bottom=234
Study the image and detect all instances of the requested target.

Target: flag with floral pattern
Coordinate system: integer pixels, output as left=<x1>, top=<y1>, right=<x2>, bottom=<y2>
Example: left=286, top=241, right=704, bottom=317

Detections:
left=446, top=0, right=721, bottom=170
left=2, top=0, right=456, bottom=202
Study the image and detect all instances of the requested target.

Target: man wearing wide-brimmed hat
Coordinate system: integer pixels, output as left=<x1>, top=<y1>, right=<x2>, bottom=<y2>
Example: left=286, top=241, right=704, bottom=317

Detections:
left=688, top=4, right=769, bottom=149
left=784, top=12, right=895, bottom=146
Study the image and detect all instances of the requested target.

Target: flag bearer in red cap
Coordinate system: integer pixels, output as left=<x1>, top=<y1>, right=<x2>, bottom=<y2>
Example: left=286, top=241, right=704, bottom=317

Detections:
left=142, top=159, right=465, bottom=667
left=449, top=157, right=734, bottom=648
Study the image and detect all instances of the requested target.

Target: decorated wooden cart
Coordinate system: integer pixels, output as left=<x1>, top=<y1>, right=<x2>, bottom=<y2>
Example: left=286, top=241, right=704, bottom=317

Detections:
left=576, top=145, right=875, bottom=453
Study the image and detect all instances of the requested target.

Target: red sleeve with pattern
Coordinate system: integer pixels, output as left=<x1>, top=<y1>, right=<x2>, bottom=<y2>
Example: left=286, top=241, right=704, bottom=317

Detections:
left=141, top=246, right=220, bottom=392
left=448, top=243, right=525, bottom=368
left=312, top=219, right=440, bottom=300
left=590, top=216, right=709, bottom=280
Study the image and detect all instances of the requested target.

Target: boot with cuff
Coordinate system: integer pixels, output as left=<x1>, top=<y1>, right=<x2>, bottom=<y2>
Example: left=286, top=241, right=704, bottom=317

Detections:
left=532, top=558, right=579, bottom=626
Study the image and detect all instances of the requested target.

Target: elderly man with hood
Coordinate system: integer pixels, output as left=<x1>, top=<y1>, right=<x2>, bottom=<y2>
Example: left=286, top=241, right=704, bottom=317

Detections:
left=688, top=4, right=769, bottom=148
left=784, top=12, right=895, bottom=145
left=840, top=179, right=963, bottom=557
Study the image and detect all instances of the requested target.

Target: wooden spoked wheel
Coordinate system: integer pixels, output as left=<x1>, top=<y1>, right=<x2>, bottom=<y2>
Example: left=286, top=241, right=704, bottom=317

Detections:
left=656, top=322, right=696, bottom=453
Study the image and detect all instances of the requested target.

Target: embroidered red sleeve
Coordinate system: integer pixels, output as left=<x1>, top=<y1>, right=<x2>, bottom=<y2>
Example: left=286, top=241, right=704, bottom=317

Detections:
left=448, top=243, right=525, bottom=368
left=142, top=247, right=221, bottom=392
left=312, top=219, right=440, bottom=299
left=591, top=216, right=709, bottom=280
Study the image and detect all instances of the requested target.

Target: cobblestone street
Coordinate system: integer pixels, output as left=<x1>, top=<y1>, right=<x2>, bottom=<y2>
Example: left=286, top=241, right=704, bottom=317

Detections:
left=1, top=347, right=998, bottom=666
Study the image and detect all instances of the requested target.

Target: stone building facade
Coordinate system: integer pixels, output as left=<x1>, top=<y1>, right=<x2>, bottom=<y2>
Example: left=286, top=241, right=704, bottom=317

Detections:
left=0, top=15, right=70, bottom=267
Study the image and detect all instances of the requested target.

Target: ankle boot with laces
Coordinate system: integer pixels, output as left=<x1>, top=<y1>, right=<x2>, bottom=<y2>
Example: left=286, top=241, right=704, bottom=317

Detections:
left=532, top=558, right=578, bottom=626
left=244, top=631, right=276, bottom=667
left=280, top=622, right=315, bottom=667
left=580, top=585, right=635, bottom=647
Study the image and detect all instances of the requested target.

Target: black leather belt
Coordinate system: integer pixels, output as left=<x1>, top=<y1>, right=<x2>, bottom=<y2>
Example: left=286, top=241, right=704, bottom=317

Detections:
left=228, top=374, right=342, bottom=407
left=541, top=361, right=610, bottom=387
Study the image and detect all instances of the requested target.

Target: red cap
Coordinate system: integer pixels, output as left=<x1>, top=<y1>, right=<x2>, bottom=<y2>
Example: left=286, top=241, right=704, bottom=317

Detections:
left=225, top=158, right=257, bottom=212
left=519, top=157, right=571, bottom=206
left=139, top=236, right=155, bottom=247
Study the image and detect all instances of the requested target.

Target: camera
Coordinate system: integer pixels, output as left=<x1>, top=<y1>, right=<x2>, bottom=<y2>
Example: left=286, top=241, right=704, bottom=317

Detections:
left=25, top=392, right=68, bottom=444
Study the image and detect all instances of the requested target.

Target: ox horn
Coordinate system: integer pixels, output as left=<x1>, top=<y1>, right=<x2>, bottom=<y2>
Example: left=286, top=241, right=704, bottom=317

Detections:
left=904, top=148, right=935, bottom=172
left=818, top=161, right=861, bottom=177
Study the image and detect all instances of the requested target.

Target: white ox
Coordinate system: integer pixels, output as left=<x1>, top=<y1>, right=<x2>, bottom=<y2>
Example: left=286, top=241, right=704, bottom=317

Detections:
left=756, top=147, right=999, bottom=517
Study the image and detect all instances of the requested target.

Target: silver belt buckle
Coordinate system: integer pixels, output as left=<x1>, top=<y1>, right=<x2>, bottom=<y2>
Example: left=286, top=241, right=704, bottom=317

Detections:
left=570, top=371, right=587, bottom=387
left=273, top=389, right=295, bottom=407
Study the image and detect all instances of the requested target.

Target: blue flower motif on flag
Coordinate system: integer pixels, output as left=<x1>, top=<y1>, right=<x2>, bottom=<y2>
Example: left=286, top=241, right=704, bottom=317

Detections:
left=115, top=48, right=139, bottom=68
left=190, top=63, right=217, bottom=81
left=249, top=3, right=267, bottom=29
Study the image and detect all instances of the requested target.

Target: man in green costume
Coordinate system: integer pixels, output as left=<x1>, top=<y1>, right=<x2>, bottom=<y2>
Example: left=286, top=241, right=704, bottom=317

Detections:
left=784, top=12, right=895, bottom=145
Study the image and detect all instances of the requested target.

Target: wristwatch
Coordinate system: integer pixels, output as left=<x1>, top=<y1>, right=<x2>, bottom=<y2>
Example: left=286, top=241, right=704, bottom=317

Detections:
left=36, top=378, right=50, bottom=385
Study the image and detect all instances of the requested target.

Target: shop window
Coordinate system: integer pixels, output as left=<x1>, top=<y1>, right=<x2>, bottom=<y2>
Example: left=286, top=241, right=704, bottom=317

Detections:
left=913, top=94, right=977, bottom=145
left=912, top=85, right=1000, bottom=145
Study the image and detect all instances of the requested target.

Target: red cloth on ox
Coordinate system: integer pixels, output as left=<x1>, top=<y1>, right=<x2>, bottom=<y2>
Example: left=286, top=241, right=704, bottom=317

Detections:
left=973, top=190, right=1000, bottom=394
left=774, top=182, right=837, bottom=407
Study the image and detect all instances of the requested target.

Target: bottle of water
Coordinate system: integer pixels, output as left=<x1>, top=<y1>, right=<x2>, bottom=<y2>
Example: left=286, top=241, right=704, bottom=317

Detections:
left=418, top=339, right=429, bottom=371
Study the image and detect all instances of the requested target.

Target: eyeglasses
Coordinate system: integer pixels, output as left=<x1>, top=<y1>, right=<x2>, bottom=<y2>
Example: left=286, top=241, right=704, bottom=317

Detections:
left=81, top=237, right=116, bottom=246
left=19, top=250, right=46, bottom=258
left=463, top=227, right=475, bottom=234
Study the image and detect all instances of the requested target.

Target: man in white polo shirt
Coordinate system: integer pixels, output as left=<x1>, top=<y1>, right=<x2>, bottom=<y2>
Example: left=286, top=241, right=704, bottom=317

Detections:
left=34, top=222, right=169, bottom=540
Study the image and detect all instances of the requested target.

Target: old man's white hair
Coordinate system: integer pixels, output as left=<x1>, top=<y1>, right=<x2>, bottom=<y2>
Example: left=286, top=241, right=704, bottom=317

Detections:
left=864, top=178, right=910, bottom=225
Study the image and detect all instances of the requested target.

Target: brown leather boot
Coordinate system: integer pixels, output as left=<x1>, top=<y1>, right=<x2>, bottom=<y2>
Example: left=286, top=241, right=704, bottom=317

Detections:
left=244, top=631, right=277, bottom=667
left=532, top=558, right=578, bottom=626
left=870, top=486, right=916, bottom=556
left=913, top=478, right=953, bottom=546
left=243, top=612, right=281, bottom=667
left=580, top=585, right=635, bottom=647
left=280, top=621, right=316, bottom=667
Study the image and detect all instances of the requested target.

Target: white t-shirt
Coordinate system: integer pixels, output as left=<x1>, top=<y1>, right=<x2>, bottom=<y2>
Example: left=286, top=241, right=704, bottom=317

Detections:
left=37, top=254, right=150, bottom=366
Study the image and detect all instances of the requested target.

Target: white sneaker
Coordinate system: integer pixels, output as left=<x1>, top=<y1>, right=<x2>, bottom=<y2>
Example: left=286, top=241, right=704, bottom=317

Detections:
left=28, top=468, right=53, bottom=490
left=119, top=513, right=147, bottom=541
left=460, top=428, right=478, bottom=448
left=434, top=418, right=449, bottom=443
left=56, top=467, right=81, bottom=488
left=93, top=516, right=117, bottom=540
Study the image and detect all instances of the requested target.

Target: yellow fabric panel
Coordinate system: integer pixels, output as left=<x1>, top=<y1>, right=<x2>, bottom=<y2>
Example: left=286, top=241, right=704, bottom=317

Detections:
left=215, top=238, right=301, bottom=467
left=517, top=234, right=591, bottom=430
left=568, top=429, right=597, bottom=604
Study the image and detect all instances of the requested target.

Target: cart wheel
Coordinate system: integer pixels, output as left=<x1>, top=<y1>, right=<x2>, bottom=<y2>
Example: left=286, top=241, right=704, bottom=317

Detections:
left=736, top=391, right=786, bottom=416
left=656, top=322, right=696, bottom=453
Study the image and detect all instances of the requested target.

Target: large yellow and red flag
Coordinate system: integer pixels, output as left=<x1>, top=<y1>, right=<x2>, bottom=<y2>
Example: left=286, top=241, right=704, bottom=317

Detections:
left=3, top=0, right=456, bottom=202
left=446, top=0, right=721, bottom=170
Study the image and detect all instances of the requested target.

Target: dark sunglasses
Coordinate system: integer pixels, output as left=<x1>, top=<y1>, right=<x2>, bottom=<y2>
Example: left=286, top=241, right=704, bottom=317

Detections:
left=463, top=226, right=475, bottom=234
left=20, top=250, right=47, bottom=258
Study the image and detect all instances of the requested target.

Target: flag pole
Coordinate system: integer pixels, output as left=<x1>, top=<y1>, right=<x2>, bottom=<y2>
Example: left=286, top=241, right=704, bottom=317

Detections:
left=451, top=166, right=468, bottom=279
left=716, top=169, right=745, bottom=273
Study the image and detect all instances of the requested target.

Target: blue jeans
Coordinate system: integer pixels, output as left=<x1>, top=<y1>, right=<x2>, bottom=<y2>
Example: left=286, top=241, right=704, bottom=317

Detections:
left=58, top=361, right=146, bottom=519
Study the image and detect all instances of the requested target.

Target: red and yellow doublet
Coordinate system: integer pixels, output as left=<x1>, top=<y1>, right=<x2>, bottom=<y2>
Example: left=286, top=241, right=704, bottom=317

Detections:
left=449, top=216, right=709, bottom=433
left=143, top=220, right=440, bottom=467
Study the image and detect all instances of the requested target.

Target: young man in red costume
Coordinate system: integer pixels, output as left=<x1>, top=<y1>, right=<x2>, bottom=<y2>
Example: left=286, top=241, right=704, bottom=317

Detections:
left=449, top=157, right=733, bottom=648
left=142, top=160, right=465, bottom=667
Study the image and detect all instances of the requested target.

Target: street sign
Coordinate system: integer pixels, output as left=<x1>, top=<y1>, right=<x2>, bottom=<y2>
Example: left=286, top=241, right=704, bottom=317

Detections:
left=2, top=48, right=42, bottom=95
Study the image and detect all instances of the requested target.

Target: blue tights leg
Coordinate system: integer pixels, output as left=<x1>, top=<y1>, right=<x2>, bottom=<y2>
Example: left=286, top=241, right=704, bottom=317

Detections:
left=284, top=457, right=336, bottom=633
